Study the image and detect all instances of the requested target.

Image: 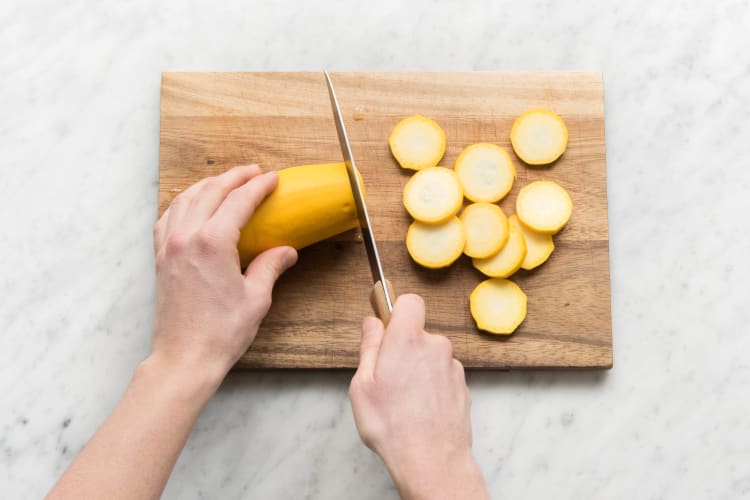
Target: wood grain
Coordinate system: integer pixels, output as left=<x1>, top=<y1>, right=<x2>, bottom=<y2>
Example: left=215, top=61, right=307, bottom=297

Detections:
left=159, top=72, right=612, bottom=369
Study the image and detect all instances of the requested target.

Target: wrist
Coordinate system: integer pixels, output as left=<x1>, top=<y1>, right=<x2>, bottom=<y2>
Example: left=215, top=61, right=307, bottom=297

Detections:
left=137, top=350, right=226, bottom=407
left=385, top=448, right=487, bottom=500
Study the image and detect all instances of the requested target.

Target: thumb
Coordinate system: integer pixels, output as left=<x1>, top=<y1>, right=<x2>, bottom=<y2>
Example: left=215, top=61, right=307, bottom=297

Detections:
left=244, top=246, right=298, bottom=292
left=356, top=316, right=385, bottom=380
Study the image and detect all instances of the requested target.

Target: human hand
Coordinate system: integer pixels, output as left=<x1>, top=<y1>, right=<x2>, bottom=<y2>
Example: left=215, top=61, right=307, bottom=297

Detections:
left=349, top=294, right=488, bottom=500
left=151, top=165, right=297, bottom=386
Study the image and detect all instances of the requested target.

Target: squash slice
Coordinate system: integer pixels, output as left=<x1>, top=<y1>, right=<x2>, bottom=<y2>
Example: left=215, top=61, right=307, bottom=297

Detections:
left=459, top=203, right=509, bottom=259
left=473, top=221, right=527, bottom=278
left=516, top=180, right=572, bottom=234
left=454, top=143, right=515, bottom=203
left=509, top=215, right=554, bottom=270
left=403, top=167, right=463, bottom=224
left=510, top=109, right=568, bottom=165
left=470, top=278, right=527, bottom=334
left=406, top=217, right=465, bottom=269
left=389, top=115, right=446, bottom=170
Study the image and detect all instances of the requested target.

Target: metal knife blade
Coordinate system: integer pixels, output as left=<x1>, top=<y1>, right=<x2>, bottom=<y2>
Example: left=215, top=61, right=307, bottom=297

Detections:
left=324, top=71, right=393, bottom=314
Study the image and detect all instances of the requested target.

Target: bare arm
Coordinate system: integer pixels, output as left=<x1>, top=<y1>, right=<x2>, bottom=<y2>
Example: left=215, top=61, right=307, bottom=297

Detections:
left=48, top=165, right=297, bottom=499
left=349, top=295, right=490, bottom=500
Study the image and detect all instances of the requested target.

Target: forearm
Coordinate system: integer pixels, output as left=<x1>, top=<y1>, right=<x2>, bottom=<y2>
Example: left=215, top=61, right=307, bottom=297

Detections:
left=48, top=354, right=223, bottom=500
left=387, top=450, right=489, bottom=500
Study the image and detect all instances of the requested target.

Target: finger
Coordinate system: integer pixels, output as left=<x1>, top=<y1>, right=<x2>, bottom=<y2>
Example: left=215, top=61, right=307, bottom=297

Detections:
left=452, top=358, right=467, bottom=384
left=187, top=165, right=261, bottom=224
left=385, top=294, right=426, bottom=339
left=426, top=332, right=454, bottom=361
left=244, top=245, right=298, bottom=293
left=210, top=171, right=279, bottom=241
left=164, top=179, right=209, bottom=236
left=356, top=316, right=385, bottom=380
left=153, top=207, right=169, bottom=254
left=164, top=193, right=190, bottom=237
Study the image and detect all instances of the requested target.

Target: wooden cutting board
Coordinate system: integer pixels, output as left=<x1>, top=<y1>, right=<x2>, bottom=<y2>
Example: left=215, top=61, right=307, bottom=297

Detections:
left=159, top=72, right=612, bottom=369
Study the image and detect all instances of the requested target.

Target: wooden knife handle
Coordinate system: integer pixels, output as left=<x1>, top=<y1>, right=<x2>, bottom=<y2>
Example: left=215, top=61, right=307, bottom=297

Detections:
left=370, top=280, right=395, bottom=325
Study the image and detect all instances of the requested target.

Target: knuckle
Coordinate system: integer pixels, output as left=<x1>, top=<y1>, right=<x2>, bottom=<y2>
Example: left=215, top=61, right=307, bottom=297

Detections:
left=248, top=288, right=272, bottom=314
left=165, top=232, right=189, bottom=257
left=395, top=327, right=421, bottom=347
left=349, top=375, right=370, bottom=400
left=399, top=293, right=424, bottom=309
left=431, top=334, right=453, bottom=357
left=196, top=227, right=221, bottom=253
left=360, top=335, right=381, bottom=351
left=266, top=259, right=283, bottom=278
left=258, top=295, right=273, bottom=312
left=201, top=176, right=222, bottom=193
left=221, top=188, right=240, bottom=207
left=172, top=191, right=190, bottom=207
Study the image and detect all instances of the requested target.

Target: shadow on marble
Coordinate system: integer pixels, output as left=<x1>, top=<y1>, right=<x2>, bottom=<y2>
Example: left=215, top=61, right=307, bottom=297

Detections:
left=215, top=368, right=609, bottom=396
left=466, top=369, right=609, bottom=391
left=217, top=370, right=352, bottom=397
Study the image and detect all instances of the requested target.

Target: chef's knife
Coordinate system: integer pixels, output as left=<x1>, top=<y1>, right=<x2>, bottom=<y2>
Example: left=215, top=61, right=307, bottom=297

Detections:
left=324, top=71, right=394, bottom=322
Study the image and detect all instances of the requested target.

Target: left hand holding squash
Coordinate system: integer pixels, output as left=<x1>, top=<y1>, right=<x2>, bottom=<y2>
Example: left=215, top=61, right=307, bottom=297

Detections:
left=151, top=165, right=298, bottom=384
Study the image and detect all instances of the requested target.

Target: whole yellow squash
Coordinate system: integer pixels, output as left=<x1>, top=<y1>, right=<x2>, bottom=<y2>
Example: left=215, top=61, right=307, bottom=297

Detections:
left=238, top=162, right=362, bottom=266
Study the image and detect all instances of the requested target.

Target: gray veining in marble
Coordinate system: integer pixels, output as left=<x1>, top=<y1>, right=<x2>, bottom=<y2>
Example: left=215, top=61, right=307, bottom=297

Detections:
left=1, top=0, right=749, bottom=498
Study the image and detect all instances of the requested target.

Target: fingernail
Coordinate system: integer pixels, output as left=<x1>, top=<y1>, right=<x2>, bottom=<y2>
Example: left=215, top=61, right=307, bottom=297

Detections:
left=283, top=247, right=298, bottom=268
left=238, top=164, right=259, bottom=173
left=362, top=316, right=380, bottom=335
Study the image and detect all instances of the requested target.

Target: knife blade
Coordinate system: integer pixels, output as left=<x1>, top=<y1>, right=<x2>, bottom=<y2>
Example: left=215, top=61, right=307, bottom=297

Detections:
left=324, top=71, right=394, bottom=319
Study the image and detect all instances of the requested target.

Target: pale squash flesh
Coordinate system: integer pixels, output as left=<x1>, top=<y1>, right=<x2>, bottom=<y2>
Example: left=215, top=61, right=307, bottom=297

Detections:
left=509, top=215, right=554, bottom=270
left=516, top=180, right=572, bottom=234
left=459, top=202, right=509, bottom=259
left=472, top=222, right=527, bottom=278
left=510, top=109, right=568, bottom=165
left=470, top=278, right=527, bottom=334
left=389, top=115, right=447, bottom=171
left=454, top=143, right=516, bottom=203
left=238, top=163, right=360, bottom=266
left=406, top=217, right=465, bottom=269
left=403, top=167, right=463, bottom=224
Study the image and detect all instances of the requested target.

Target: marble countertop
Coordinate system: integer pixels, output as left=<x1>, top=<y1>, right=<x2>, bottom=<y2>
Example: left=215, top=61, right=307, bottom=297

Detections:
left=2, top=0, right=749, bottom=498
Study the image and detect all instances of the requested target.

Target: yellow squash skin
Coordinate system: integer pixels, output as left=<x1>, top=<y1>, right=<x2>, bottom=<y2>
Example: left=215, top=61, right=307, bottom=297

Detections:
left=238, top=163, right=361, bottom=266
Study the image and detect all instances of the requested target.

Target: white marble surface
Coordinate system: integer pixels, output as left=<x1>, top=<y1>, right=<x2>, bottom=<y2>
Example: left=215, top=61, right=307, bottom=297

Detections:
left=2, top=0, right=749, bottom=498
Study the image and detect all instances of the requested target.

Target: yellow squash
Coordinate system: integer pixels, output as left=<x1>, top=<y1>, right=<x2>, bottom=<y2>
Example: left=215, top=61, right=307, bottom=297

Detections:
left=470, top=278, right=527, bottom=335
left=238, top=162, right=361, bottom=266
left=510, top=109, right=568, bottom=165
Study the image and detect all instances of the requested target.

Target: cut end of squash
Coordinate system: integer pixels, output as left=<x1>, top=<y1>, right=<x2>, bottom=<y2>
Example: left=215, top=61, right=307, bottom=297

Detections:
left=454, top=143, right=516, bottom=203
left=510, top=109, right=568, bottom=165
left=406, top=217, right=465, bottom=269
left=472, top=221, right=527, bottom=278
left=509, top=215, right=554, bottom=270
left=516, top=180, right=572, bottom=234
left=389, top=115, right=447, bottom=171
left=459, top=203, right=509, bottom=259
left=470, top=278, right=527, bottom=334
left=403, top=167, right=463, bottom=224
